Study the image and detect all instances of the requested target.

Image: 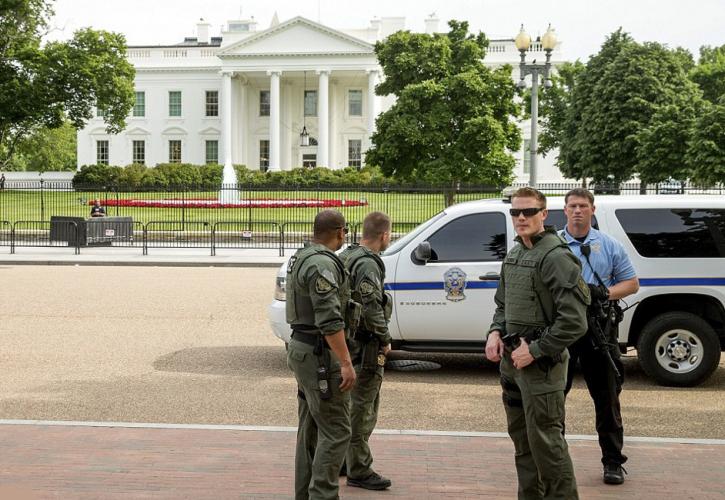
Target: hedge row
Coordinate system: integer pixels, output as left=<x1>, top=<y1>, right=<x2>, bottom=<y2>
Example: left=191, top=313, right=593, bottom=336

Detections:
left=72, top=163, right=400, bottom=189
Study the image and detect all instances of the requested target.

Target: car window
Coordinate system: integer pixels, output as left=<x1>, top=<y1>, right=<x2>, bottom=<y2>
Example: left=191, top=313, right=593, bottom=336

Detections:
left=546, top=210, right=598, bottom=231
left=616, top=208, right=725, bottom=258
left=426, top=212, right=507, bottom=262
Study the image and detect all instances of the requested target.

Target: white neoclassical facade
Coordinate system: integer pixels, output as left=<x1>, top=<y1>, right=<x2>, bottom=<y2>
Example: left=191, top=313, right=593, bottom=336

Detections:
left=77, top=15, right=567, bottom=182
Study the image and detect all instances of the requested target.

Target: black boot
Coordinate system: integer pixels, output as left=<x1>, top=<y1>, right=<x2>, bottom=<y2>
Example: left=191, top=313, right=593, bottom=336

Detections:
left=347, top=471, right=392, bottom=490
left=603, top=463, right=627, bottom=485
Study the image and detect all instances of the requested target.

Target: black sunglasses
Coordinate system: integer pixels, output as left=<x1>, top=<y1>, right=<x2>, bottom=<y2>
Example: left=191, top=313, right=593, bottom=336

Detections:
left=509, top=207, right=544, bottom=217
left=336, top=225, right=349, bottom=234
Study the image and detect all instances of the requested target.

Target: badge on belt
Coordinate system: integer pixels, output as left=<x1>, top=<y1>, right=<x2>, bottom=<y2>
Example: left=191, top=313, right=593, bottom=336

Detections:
left=377, top=354, right=386, bottom=366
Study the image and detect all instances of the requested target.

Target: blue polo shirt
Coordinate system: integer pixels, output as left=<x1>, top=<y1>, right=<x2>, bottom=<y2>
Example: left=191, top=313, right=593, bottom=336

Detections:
left=560, top=227, right=637, bottom=287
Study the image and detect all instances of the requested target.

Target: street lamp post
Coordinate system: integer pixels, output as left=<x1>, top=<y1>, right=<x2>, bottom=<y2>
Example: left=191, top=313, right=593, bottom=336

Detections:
left=516, top=24, right=557, bottom=188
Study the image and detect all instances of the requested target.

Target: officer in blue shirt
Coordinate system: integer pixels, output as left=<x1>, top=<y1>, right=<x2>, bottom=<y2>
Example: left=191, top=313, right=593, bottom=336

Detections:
left=561, top=188, right=639, bottom=486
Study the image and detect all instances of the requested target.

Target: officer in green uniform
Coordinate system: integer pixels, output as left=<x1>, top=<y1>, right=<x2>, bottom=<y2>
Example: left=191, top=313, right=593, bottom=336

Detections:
left=286, top=210, right=357, bottom=500
left=485, top=187, right=590, bottom=500
left=339, top=211, right=393, bottom=491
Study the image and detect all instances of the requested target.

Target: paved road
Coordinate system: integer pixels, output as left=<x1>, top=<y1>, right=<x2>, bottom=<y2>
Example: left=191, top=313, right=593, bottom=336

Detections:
left=1, top=265, right=723, bottom=438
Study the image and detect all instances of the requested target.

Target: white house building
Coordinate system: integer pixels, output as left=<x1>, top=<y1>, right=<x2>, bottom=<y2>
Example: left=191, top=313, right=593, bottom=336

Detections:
left=77, top=15, right=567, bottom=183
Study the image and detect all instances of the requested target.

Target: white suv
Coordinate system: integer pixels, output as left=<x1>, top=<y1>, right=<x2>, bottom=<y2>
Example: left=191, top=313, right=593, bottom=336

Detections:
left=269, top=195, right=725, bottom=387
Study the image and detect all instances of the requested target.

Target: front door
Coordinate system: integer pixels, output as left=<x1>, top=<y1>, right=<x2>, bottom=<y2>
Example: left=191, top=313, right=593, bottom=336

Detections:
left=393, top=211, right=509, bottom=342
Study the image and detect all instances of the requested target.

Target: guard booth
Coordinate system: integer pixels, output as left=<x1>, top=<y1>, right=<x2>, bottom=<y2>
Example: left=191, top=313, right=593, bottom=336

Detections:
left=50, top=216, right=133, bottom=246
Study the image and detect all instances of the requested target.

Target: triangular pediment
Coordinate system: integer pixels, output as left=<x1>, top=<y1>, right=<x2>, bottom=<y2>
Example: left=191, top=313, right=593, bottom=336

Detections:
left=219, top=16, right=373, bottom=57
left=199, top=126, right=221, bottom=135
left=126, top=126, right=150, bottom=136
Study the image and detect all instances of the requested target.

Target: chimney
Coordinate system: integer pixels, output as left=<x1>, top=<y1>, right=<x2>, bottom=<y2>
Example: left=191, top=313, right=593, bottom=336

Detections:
left=370, top=17, right=382, bottom=36
left=425, top=13, right=439, bottom=34
left=197, top=18, right=211, bottom=44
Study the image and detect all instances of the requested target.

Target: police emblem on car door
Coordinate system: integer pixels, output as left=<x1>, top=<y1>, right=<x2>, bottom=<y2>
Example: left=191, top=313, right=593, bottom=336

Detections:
left=444, top=267, right=467, bottom=301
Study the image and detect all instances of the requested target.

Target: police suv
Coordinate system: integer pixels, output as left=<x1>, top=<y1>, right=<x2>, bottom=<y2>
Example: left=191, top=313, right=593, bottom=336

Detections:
left=269, top=195, right=725, bottom=387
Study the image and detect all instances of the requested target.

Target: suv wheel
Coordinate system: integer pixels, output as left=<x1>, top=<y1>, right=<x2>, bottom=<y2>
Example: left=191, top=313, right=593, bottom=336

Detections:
left=637, top=311, right=720, bottom=387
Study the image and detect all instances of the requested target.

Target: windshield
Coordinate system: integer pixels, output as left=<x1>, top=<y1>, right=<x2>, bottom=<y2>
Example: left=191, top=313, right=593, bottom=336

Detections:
left=383, top=211, right=446, bottom=256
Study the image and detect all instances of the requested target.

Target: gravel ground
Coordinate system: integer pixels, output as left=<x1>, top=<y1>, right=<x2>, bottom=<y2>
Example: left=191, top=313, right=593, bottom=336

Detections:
left=1, top=265, right=723, bottom=439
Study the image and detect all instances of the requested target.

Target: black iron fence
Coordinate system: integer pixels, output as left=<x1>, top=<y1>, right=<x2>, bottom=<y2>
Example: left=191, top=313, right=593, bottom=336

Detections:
left=0, top=180, right=722, bottom=255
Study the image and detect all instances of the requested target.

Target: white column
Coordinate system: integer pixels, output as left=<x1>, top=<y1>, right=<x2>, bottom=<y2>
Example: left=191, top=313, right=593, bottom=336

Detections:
left=221, top=71, right=233, bottom=167
left=366, top=69, right=379, bottom=150
left=317, top=69, right=330, bottom=168
left=268, top=70, right=281, bottom=171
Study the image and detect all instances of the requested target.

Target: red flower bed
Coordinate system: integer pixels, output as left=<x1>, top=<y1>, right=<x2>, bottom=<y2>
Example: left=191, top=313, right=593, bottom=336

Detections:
left=95, top=198, right=369, bottom=209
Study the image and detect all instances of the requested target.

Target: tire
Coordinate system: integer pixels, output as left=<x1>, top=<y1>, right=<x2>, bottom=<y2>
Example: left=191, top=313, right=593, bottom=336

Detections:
left=637, top=311, right=721, bottom=387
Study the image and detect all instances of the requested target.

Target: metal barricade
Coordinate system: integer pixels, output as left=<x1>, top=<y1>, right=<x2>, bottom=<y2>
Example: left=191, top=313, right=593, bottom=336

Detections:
left=0, top=220, right=11, bottom=250
left=13, top=220, right=80, bottom=254
left=280, top=221, right=354, bottom=256
left=143, top=221, right=211, bottom=255
left=211, top=221, right=282, bottom=256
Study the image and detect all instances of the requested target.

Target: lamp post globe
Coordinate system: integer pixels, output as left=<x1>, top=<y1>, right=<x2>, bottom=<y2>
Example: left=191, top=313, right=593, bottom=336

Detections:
left=541, top=24, right=557, bottom=51
left=514, top=25, right=531, bottom=51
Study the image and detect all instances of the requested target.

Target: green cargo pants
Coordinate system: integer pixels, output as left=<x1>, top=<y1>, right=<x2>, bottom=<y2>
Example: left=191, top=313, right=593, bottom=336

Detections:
left=287, top=338, right=351, bottom=500
left=500, top=349, right=578, bottom=500
left=346, top=342, right=384, bottom=479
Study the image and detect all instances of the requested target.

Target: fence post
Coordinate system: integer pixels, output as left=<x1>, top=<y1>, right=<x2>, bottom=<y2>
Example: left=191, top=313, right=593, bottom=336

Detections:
left=143, top=222, right=148, bottom=255
left=10, top=222, right=15, bottom=254
left=211, top=222, right=216, bottom=256
left=72, top=221, right=80, bottom=255
left=39, top=178, right=45, bottom=221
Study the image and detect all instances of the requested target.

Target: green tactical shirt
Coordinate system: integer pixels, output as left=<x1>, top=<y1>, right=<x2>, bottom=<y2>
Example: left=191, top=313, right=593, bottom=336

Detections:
left=488, top=228, right=590, bottom=359
left=286, top=242, right=348, bottom=336
left=340, top=243, right=392, bottom=345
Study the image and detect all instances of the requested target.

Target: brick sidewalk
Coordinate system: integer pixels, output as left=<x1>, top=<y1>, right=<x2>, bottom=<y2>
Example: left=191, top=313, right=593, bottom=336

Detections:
left=0, top=423, right=723, bottom=499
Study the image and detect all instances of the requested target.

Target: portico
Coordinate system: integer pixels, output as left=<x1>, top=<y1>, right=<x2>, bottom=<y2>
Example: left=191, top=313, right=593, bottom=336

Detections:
left=216, top=17, right=379, bottom=171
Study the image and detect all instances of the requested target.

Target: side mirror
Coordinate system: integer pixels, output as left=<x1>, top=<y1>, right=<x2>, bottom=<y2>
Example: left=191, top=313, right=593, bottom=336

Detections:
left=413, top=241, right=432, bottom=264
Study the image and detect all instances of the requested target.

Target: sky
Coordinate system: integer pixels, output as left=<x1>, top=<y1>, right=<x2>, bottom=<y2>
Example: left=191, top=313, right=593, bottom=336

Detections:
left=46, top=0, right=724, bottom=62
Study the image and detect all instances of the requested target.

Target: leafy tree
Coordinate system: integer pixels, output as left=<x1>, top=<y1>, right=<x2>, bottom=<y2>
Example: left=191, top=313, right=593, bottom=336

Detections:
left=635, top=96, right=701, bottom=184
left=366, top=20, right=521, bottom=202
left=552, top=30, right=700, bottom=184
left=0, top=0, right=135, bottom=169
left=13, top=121, right=77, bottom=171
left=690, top=44, right=725, bottom=103
left=686, top=97, right=725, bottom=185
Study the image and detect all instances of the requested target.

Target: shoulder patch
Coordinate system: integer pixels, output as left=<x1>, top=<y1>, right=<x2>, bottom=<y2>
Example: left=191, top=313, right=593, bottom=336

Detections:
left=316, top=276, right=334, bottom=294
left=359, top=279, right=376, bottom=296
left=576, top=277, right=592, bottom=305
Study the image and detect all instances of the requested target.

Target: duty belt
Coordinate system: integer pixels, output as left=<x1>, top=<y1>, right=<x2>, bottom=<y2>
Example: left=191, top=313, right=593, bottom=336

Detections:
left=291, top=330, right=326, bottom=348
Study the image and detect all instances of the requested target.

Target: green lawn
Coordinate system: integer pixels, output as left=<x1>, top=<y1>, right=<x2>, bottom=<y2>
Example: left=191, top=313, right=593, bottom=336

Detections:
left=0, top=188, right=501, bottom=228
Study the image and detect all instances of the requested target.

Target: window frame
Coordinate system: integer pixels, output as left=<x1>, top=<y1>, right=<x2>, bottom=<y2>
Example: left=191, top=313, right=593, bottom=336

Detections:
left=168, top=91, right=182, bottom=117
left=205, top=139, right=219, bottom=165
left=425, top=212, right=508, bottom=263
left=348, top=139, right=362, bottom=169
left=168, top=140, right=182, bottom=163
left=259, top=139, right=270, bottom=171
left=96, top=140, right=109, bottom=165
left=133, top=91, right=146, bottom=117
left=304, top=90, right=317, bottom=117
left=259, top=90, right=270, bottom=117
left=132, top=140, right=145, bottom=165
left=347, top=89, right=363, bottom=117
left=205, top=90, right=219, bottom=117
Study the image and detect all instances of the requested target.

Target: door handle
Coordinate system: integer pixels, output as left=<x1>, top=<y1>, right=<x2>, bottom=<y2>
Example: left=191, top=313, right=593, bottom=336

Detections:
left=479, top=273, right=500, bottom=281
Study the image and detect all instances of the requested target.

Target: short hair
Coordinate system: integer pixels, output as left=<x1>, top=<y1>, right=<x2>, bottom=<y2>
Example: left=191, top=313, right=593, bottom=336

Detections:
left=313, top=210, right=345, bottom=239
left=511, top=187, right=547, bottom=208
left=564, top=188, right=595, bottom=206
left=362, top=211, right=391, bottom=240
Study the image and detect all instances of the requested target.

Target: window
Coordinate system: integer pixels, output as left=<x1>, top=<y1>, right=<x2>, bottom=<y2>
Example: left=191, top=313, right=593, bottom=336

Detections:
left=169, top=91, right=182, bottom=117
left=132, top=140, right=145, bottom=164
left=260, top=90, right=270, bottom=116
left=348, top=89, right=363, bottom=116
left=426, top=213, right=507, bottom=262
left=259, top=140, right=270, bottom=171
left=304, top=90, right=317, bottom=116
left=205, top=140, right=219, bottom=164
left=348, top=139, right=362, bottom=168
left=302, top=153, right=317, bottom=168
left=133, top=91, right=145, bottom=117
left=206, top=90, right=218, bottom=117
left=546, top=210, right=598, bottom=232
left=96, top=107, right=108, bottom=118
left=523, top=139, right=531, bottom=174
left=169, top=140, right=182, bottom=163
left=96, top=140, right=109, bottom=165
left=616, top=208, right=725, bottom=258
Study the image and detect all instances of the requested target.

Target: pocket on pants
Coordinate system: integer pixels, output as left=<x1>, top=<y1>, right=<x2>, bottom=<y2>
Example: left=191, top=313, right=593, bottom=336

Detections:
left=533, top=391, right=565, bottom=428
